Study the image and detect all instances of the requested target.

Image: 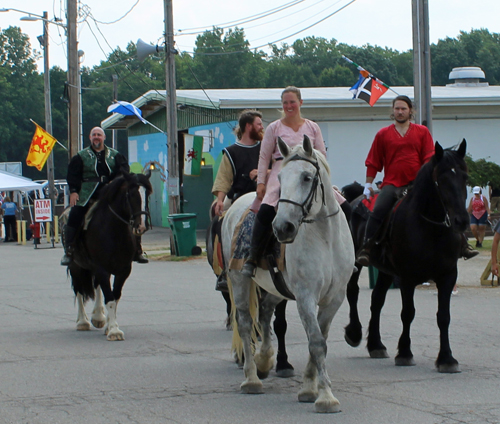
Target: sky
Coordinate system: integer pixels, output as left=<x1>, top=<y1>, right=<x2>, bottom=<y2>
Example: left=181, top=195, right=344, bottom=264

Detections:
left=0, top=0, right=499, bottom=72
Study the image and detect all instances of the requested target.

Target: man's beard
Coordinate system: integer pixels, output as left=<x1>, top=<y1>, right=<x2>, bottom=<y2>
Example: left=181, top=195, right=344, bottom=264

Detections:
left=249, top=128, right=264, bottom=141
left=394, top=115, right=409, bottom=124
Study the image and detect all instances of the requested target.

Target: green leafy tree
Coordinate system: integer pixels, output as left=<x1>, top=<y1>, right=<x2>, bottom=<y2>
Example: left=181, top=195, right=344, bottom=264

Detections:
left=465, top=154, right=500, bottom=189
left=0, top=26, right=44, bottom=179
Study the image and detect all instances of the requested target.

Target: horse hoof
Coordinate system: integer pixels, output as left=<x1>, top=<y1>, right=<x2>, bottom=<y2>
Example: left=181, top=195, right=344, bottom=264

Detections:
left=298, top=390, right=318, bottom=403
left=91, top=319, right=105, bottom=329
left=395, top=356, right=416, bottom=366
left=76, top=322, right=91, bottom=331
left=314, top=398, right=341, bottom=413
left=437, top=363, right=461, bottom=373
left=106, top=331, right=125, bottom=341
left=241, top=381, right=263, bottom=394
left=276, top=368, right=295, bottom=378
left=344, top=333, right=362, bottom=348
left=257, top=369, right=270, bottom=380
left=369, top=349, right=390, bottom=358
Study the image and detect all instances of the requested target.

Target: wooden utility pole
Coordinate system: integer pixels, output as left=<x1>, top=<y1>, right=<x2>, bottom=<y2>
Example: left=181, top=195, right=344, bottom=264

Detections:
left=112, top=74, right=118, bottom=149
left=67, top=0, right=79, bottom=158
left=164, top=0, right=180, bottom=214
left=42, top=11, right=56, bottom=245
left=412, top=0, right=433, bottom=134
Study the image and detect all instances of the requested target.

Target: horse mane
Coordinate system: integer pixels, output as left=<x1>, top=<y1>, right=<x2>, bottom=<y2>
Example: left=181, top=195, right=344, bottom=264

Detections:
left=97, top=175, right=127, bottom=205
left=282, top=145, right=331, bottom=177
left=410, top=145, right=466, bottom=208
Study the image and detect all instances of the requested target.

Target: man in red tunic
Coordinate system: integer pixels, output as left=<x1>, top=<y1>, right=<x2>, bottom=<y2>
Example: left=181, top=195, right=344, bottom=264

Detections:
left=356, top=95, right=478, bottom=266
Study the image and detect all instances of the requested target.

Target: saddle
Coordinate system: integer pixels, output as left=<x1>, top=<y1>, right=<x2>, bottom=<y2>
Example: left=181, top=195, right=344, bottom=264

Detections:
left=353, top=187, right=412, bottom=275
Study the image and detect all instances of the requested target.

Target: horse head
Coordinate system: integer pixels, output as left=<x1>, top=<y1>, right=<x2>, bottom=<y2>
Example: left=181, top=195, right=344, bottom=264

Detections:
left=122, top=172, right=153, bottom=236
left=427, top=139, right=469, bottom=232
left=273, top=135, right=330, bottom=243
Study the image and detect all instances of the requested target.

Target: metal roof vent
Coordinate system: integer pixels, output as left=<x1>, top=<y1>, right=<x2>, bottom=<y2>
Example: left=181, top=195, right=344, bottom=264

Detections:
left=447, top=67, right=488, bottom=87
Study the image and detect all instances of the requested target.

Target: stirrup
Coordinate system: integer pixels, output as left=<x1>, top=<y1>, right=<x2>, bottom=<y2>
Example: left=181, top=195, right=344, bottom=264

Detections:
left=134, top=252, right=149, bottom=264
left=241, top=260, right=257, bottom=278
left=356, top=249, right=370, bottom=267
left=215, top=272, right=228, bottom=292
left=60, top=253, right=72, bottom=266
left=462, top=245, right=479, bottom=260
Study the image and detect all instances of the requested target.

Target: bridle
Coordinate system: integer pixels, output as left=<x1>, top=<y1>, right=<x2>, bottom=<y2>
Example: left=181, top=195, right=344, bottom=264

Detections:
left=108, top=182, right=152, bottom=231
left=277, top=154, right=339, bottom=224
left=419, top=166, right=455, bottom=228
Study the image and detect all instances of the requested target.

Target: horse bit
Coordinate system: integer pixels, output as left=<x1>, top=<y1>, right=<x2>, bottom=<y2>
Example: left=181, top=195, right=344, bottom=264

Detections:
left=277, top=154, right=340, bottom=224
left=108, top=185, right=152, bottom=230
left=420, top=167, right=453, bottom=228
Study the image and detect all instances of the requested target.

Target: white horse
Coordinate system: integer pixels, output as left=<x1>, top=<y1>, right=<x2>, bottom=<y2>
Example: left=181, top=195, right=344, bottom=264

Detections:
left=222, top=135, right=355, bottom=413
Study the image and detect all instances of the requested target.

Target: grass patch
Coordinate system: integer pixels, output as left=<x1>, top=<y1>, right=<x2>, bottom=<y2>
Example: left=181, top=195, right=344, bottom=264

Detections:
left=149, top=251, right=207, bottom=262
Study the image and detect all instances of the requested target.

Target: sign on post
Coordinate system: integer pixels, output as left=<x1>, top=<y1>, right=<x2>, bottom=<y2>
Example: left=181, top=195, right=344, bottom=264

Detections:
left=34, top=199, right=53, bottom=222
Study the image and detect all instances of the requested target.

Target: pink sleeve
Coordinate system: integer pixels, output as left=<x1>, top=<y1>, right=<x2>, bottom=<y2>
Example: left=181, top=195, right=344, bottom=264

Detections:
left=311, top=121, right=327, bottom=158
left=257, top=122, right=277, bottom=185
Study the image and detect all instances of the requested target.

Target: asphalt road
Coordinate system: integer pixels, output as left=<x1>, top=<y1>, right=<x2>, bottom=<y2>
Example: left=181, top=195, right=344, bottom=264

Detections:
left=1, top=230, right=500, bottom=423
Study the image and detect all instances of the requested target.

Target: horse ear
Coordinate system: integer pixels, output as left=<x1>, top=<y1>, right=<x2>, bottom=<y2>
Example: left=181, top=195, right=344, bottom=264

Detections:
left=277, top=137, right=289, bottom=158
left=303, top=135, right=313, bottom=157
left=145, top=168, right=152, bottom=179
left=434, top=141, right=443, bottom=161
left=457, top=138, right=467, bottom=158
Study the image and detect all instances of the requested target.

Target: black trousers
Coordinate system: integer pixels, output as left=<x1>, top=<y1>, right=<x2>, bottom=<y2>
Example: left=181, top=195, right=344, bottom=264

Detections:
left=3, top=215, right=17, bottom=241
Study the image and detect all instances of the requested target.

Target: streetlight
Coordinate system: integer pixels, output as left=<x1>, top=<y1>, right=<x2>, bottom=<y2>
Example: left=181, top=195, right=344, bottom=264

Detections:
left=0, top=8, right=66, bottom=245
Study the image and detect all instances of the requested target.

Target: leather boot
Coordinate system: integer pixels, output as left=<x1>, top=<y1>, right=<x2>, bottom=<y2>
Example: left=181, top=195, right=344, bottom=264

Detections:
left=60, top=226, right=77, bottom=266
left=461, top=234, right=479, bottom=260
left=133, top=236, right=149, bottom=263
left=241, top=217, right=272, bottom=278
left=356, top=215, right=382, bottom=267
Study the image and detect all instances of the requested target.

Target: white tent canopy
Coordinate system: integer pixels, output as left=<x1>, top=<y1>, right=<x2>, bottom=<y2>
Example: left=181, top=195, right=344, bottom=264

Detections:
left=0, top=170, right=43, bottom=192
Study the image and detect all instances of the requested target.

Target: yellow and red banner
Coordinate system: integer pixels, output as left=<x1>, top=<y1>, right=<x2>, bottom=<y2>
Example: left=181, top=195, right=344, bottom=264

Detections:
left=26, top=122, right=57, bottom=171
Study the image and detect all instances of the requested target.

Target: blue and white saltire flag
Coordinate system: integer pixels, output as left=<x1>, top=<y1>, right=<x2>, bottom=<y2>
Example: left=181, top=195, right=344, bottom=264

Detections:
left=107, top=101, right=147, bottom=124
left=349, top=70, right=370, bottom=98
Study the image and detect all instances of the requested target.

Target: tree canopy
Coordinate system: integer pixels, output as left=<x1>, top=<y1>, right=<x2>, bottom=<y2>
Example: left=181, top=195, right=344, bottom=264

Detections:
left=1, top=25, right=500, bottom=182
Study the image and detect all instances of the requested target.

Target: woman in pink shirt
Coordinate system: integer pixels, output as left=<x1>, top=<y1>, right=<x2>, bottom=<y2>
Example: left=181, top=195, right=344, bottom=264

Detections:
left=242, top=86, right=327, bottom=277
left=467, top=186, right=491, bottom=247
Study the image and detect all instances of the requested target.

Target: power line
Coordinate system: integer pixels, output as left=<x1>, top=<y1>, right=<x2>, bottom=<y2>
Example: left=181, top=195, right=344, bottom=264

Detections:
left=176, top=0, right=358, bottom=56
left=84, top=0, right=140, bottom=25
left=176, top=0, right=304, bottom=34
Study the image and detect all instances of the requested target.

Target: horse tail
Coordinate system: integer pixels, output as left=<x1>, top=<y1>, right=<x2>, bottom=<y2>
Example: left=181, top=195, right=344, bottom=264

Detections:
left=228, top=272, right=261, bottom=362
left=70, top=267, right=96, bottom=302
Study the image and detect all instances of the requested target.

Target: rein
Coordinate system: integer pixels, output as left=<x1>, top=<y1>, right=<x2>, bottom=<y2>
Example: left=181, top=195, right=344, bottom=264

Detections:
left=278, top=154, right=340, bottom=224
left=107, top=185, right=152, bottom=230
left=419, top=169, right=452, bottom=228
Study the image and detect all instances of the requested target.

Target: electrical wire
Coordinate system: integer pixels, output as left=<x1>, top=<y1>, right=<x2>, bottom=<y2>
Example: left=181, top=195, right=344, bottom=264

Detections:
left=178, top=0, right=357, bottom=56
left=86, top=0, right=140, bottom=25
left=176, top=0, right=304, bottom=34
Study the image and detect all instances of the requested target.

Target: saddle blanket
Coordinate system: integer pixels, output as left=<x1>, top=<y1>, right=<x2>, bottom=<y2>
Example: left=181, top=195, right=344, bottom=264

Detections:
left=228, top=208, right=285, bottom=272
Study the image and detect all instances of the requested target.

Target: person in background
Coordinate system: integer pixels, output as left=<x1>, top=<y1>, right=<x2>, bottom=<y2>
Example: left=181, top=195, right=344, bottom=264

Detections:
left=242, top=86, right=327, bottom=277
left=489, top=183, right=500, bottom=213
left=491, top=219, right=500, bottom=277
left=1, top=196, right=18, bottom=242
left=467, top=186, right=491, bottom=248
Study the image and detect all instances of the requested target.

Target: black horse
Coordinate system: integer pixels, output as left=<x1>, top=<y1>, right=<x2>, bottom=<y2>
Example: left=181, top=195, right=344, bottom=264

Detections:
left=343, top=140, right=469, bottom=373
left=206, top=204, right=294, bottom=377
left=68, top=172, right=152, bottom=340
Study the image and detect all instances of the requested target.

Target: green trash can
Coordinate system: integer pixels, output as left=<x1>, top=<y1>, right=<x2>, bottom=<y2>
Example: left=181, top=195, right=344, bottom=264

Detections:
left=368, top=265, right=379, bottom=289
left=167, top=213, right=198, bottom=256
left=368, top=265, right=397, bottom=289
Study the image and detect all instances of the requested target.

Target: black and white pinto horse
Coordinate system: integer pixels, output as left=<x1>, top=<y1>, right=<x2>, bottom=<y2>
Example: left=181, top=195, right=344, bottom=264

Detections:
left=68, top=172, right=152, bottom=340
left=344, top=140, right=469, bottom=373
left=223, top=136, right=354, bottom=413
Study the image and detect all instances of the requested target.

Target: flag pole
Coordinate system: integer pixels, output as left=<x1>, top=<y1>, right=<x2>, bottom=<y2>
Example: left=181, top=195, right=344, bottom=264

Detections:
left=342, top=55, right=400, bottom=95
